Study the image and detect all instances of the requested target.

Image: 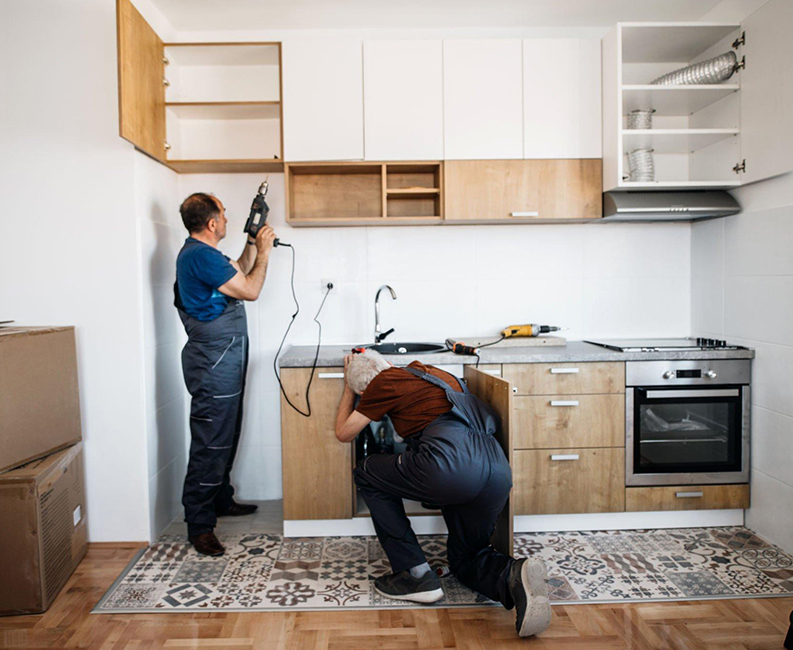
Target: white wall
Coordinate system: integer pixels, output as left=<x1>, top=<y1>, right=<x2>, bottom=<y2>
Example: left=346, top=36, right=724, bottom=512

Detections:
left=691, top=172, right=793, bottom=554
left=176, top=173, right=691, bottom=503
left=1, top=0, right=150, bottom=541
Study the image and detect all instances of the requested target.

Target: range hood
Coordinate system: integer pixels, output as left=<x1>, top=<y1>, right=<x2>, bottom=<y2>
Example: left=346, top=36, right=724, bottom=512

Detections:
left=602, top=191, right=740, bottom=222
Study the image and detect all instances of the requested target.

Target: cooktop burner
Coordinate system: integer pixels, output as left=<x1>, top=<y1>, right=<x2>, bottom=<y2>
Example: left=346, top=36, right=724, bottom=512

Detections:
left=584, top=337, right=746, bottom=352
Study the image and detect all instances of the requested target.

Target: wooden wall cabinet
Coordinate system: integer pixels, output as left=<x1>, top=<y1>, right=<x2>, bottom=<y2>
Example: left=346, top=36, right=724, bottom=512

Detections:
left=444, top=159, right=602, bottom=222
left=281, top=368, right=352, bottom=520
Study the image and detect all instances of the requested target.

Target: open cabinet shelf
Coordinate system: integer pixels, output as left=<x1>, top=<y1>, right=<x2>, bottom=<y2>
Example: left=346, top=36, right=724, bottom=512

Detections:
left=286, top=161, right=444, bottom=226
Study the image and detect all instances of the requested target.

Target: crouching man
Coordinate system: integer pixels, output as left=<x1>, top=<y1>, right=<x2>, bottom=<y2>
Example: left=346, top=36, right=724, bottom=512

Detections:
left=334, top=350, right=552, bottom=638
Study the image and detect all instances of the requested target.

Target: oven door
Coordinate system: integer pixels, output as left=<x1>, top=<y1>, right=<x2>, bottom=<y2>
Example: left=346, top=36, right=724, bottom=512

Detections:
left=626, top=386, right=750, bottom=486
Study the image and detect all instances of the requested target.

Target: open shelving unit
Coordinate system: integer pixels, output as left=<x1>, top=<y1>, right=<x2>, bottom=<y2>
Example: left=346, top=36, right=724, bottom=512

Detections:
left=162, top=43, right=283, bottom=173
left=603, top=23, right=744, bottom=190
left=285, top=161, right=444, bottom=226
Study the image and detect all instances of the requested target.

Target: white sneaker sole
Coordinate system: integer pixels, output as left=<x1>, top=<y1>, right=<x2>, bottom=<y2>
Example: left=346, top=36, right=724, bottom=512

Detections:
left=374, top=585, right=444, bottom=604
left=517, top=558, right=552, bottom=637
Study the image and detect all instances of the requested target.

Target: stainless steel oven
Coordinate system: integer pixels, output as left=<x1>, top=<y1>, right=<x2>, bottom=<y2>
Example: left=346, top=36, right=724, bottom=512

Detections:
left=626, top=360, right=751, bottom=486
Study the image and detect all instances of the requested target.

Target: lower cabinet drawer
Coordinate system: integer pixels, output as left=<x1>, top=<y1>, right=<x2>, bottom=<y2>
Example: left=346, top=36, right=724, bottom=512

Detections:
left=512, top=448, right=625, bottom=515
left=625, top=485, right=750, bottom=512
left=512, top=394, right=624, bottom=449
left=503, top=362, right=624, bottom=395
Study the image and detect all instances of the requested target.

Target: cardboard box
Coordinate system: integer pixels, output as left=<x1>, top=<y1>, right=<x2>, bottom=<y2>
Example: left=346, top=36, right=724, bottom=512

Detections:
left=0, top=443, right=88, bottom=616
left=0, top=326, right=82, bottom=473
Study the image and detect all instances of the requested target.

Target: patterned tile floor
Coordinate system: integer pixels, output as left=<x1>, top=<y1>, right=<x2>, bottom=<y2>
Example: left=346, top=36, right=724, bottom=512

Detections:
left=94, top=527, right=793, bottom=613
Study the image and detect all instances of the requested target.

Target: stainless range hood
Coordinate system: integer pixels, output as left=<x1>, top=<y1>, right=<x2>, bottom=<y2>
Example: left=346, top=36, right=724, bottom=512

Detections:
left=602, top=191, right=740, bottom=222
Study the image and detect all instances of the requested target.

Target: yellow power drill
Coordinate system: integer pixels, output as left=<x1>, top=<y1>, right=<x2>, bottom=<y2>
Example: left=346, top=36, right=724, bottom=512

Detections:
left=501, top=324, right=564, bottom=338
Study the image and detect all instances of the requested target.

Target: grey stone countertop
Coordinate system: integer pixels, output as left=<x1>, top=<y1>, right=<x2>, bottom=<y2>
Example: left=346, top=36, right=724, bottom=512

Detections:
left=277, top=341, right=755, bottom=368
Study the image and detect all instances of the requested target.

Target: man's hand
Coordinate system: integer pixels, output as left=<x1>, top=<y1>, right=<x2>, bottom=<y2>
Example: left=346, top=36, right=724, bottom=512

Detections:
left=255, top=225, right=277, bottom=255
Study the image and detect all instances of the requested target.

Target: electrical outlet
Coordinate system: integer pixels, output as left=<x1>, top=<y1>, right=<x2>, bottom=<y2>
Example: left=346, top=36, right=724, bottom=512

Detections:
left=321, top=278, right=335, bottom=292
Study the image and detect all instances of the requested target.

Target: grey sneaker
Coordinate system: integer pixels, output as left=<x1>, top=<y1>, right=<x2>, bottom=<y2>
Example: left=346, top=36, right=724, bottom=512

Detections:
left=374, top=570, right=444, bottom=604
left=507, top=558, right=552, bottom=637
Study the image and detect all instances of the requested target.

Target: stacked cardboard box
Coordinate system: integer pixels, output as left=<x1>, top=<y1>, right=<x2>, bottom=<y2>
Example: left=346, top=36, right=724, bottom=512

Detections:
left=0, top=326, right=86, bottom=616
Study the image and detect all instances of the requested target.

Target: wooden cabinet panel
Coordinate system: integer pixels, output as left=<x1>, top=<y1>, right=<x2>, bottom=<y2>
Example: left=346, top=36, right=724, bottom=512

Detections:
left=465, top=366, right=513, bottom=557
left=443, top=159, right=602, bottom=222
left=116, top=0, right=166, bottom=161
left=363, top=41, right=443, bottom=161
left=523, top=39, right=602, bottom=159
left=281, top=368, right=353, bottom=520
left=282, top=40, right=363, bottom=161
left=503, top=362, right=624, bottom=396
left=626, top=485, right=749, bottom=512
left=513, top=394, right=624, bottom=449
left=443, top=40, right=523, bottom=160
left=513, top=448, right=625, bottom=515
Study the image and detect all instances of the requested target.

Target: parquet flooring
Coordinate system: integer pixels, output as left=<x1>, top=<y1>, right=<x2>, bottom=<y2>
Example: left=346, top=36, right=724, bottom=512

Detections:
left=1, top=544, right=791, bottom=650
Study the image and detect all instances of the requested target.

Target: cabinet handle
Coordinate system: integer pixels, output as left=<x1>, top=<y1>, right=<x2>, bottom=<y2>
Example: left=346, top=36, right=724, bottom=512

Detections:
left=483, top=369, right=501, bottom=376
left=550, top=400, right=579, bottom=407
left=551, top=454, right=579, bottom=461
left=163, top=78, right=170, bottom=87
left=675, top=491, right=704, bottom=498
left=510, top=211, right=539, bottom=218
left=318, top=372, right=345, bottom=379
left=550, top=367, right=579, bottom=374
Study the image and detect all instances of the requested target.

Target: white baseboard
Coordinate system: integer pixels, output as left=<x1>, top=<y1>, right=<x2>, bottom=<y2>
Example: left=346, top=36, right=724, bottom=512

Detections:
left=283, top=509, right=744, bottom=538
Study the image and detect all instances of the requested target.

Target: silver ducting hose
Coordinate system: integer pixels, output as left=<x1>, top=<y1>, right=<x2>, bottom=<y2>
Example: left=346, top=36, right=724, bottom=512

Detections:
left=651, top=51, right=738, bottom=85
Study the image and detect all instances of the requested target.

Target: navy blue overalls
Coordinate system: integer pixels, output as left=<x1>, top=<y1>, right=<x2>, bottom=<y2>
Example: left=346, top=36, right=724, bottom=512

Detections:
left=177, top=297, right=249, bottom=537
left=354, top=366, right=516, bottom=607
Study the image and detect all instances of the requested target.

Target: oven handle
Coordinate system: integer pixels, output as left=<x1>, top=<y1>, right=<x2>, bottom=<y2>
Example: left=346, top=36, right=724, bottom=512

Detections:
left=644, top=389, right=740, bottom=399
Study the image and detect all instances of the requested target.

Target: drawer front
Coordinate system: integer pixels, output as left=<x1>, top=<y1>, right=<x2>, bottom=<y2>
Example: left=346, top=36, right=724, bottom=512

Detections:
left=513, top=394, right=624, bottom=449
left=513, top=448, right=625, bottom=515
left=625, top=485, right=750, bottom=512
left=503, top=362, right=624, bottom=395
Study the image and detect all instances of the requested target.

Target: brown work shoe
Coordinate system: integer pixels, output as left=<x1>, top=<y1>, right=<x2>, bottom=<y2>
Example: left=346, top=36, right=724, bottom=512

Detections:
left=189, top=531, right=225, bottom=557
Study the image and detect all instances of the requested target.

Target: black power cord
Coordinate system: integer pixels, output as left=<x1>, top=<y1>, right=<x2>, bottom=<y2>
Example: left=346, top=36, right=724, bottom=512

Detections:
left=272, top=243, right=332, bottom=417
left=445, top=334, right=506, bottom=368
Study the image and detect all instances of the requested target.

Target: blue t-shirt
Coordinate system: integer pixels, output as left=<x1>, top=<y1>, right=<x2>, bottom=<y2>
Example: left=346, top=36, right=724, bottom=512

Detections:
left=176, top=238, right=238, bottom=321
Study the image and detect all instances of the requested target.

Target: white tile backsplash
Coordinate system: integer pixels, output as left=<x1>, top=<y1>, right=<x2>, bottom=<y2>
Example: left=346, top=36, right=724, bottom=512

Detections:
left=725, top=276, right=793, bottom=347
left=750, top=406, right=793, bottom=488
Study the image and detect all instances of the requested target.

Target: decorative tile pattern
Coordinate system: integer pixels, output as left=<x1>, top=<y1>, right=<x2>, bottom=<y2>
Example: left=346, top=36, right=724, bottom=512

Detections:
left=95, top=527, right=793, bottom=613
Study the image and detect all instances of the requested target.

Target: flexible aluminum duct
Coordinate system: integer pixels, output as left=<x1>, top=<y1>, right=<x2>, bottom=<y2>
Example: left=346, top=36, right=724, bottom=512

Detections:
left=651, top=51, right=738, bottom=85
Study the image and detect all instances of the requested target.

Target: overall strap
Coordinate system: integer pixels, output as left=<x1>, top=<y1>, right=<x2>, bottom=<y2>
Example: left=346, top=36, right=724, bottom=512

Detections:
left=403, top=365, right=468, bottom=394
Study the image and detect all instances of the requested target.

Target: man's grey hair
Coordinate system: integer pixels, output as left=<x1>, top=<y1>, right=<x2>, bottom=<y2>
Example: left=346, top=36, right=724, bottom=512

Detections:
left=347, top=349, right=391, bottom=395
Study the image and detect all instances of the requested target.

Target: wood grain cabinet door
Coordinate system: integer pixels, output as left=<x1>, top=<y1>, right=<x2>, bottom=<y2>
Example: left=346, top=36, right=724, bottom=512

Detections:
left=116, top=0, right=166, bottom=161
left=444, top=159, right=602, bottom=222
left=281, top=368, right=353, bottom=520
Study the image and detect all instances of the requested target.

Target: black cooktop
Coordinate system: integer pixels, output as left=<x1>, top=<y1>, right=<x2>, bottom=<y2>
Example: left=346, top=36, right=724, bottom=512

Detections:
left=584, top=337, right=745, bottom=352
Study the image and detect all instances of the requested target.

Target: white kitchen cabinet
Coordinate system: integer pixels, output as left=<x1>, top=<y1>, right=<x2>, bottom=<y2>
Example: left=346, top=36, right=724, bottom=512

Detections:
left=363, top=41, right=443, bottom=161
left=282, top=40, right=364, bottom=161
left=602, top=2, right=793, bottom=191
left=523, top=39, right=602, bottom=159
left=443, top=40, right=523, bottom=160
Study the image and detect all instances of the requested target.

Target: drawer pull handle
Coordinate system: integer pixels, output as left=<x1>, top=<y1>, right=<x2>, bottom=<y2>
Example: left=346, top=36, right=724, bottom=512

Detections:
left=550, top=368, right=579, bottom=374
left=675, top=491, right=704, bottom=498
left=318, top=373, right=345, bottom=379
left=484, top=369, right=501, bottom=376
left=550, top=400, right=580, bottom=407
left=551, top=454, right=580, bottom=461
left=510, top=211, right=539, bottom=218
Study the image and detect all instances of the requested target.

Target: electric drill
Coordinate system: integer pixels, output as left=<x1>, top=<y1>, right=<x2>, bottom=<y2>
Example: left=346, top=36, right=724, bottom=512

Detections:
left=244, top=179, right=281, bottom=246
left=501, top=324, right=564, bottom=338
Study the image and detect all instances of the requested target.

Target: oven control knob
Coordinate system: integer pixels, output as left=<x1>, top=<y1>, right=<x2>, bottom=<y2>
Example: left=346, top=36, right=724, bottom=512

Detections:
left=663, top=370, right=675, bottom=379
left=704, top=370, right=718, bottom=379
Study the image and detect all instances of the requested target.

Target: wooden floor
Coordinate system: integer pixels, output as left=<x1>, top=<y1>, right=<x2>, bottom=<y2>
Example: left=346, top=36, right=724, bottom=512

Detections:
left=1, top=544, right=791, bottom=650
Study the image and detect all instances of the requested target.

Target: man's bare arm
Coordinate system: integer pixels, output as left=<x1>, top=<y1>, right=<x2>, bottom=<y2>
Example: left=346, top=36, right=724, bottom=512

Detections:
left=237, top=235, right=257, bottom=274
left=218, top=226, right=276, bottom=301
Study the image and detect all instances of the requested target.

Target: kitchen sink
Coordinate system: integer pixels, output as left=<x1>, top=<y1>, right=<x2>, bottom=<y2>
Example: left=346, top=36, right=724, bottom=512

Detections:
left=361, top=342, right=447, bottom=355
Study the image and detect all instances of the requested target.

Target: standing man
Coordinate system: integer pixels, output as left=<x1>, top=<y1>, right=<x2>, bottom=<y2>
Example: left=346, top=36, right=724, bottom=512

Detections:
left=174, top=192, right=277, bottom=556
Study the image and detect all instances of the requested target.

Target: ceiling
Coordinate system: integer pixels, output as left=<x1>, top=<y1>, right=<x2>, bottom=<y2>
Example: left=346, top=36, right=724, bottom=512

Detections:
left=151, top=0, right=724, bottom=32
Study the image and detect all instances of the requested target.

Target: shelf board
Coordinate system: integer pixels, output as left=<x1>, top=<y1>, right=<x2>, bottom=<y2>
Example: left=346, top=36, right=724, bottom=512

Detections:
left=290, top=217, right=443, bottom=227
left=617, top=179, right=742, bottom=190
left=166, top=102, right=281, bottom=120
left=386, top=188, right=441, bottom=197
left=622, top=84, right=740, bottom=115
left=620, top=24, right=740, bottom=64
left=166, top=159, right=284, bottom=174
left=622, top=128, right=739, bottom=153
left=163, top=43, right=280, bottom=67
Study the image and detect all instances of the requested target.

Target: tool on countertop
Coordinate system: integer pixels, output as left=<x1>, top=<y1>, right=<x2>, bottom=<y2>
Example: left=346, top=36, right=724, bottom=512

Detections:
left=501, top=324, right=565, bottom=338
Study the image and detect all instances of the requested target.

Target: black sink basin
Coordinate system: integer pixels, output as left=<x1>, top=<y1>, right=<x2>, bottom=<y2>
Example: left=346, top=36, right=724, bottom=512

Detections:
left=361, top=342, right=447, bottom=355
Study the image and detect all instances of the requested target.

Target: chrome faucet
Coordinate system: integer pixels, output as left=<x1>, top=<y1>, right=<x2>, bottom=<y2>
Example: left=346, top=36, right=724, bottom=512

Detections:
left=374, top=285, right=397, bottom=344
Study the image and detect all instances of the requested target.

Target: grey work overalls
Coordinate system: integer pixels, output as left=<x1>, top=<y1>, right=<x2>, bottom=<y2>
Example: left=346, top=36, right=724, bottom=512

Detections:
left=177, top=297, right=248, bottom=537
left=354, top=365, right=516, bottom=608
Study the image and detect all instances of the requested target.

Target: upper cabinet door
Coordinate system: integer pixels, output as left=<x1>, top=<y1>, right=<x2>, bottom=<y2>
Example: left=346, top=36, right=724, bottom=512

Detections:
left=740, top=0, right=793, bottom=184
left=363, top=41, right=443, bottom=161
left=523, top=39, right=601, bottom=159
left=443, top=40, right=523, bottom=159
left=116, top=0, right=166, bottom=161
left=282, top=40, right=364, bottom=162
